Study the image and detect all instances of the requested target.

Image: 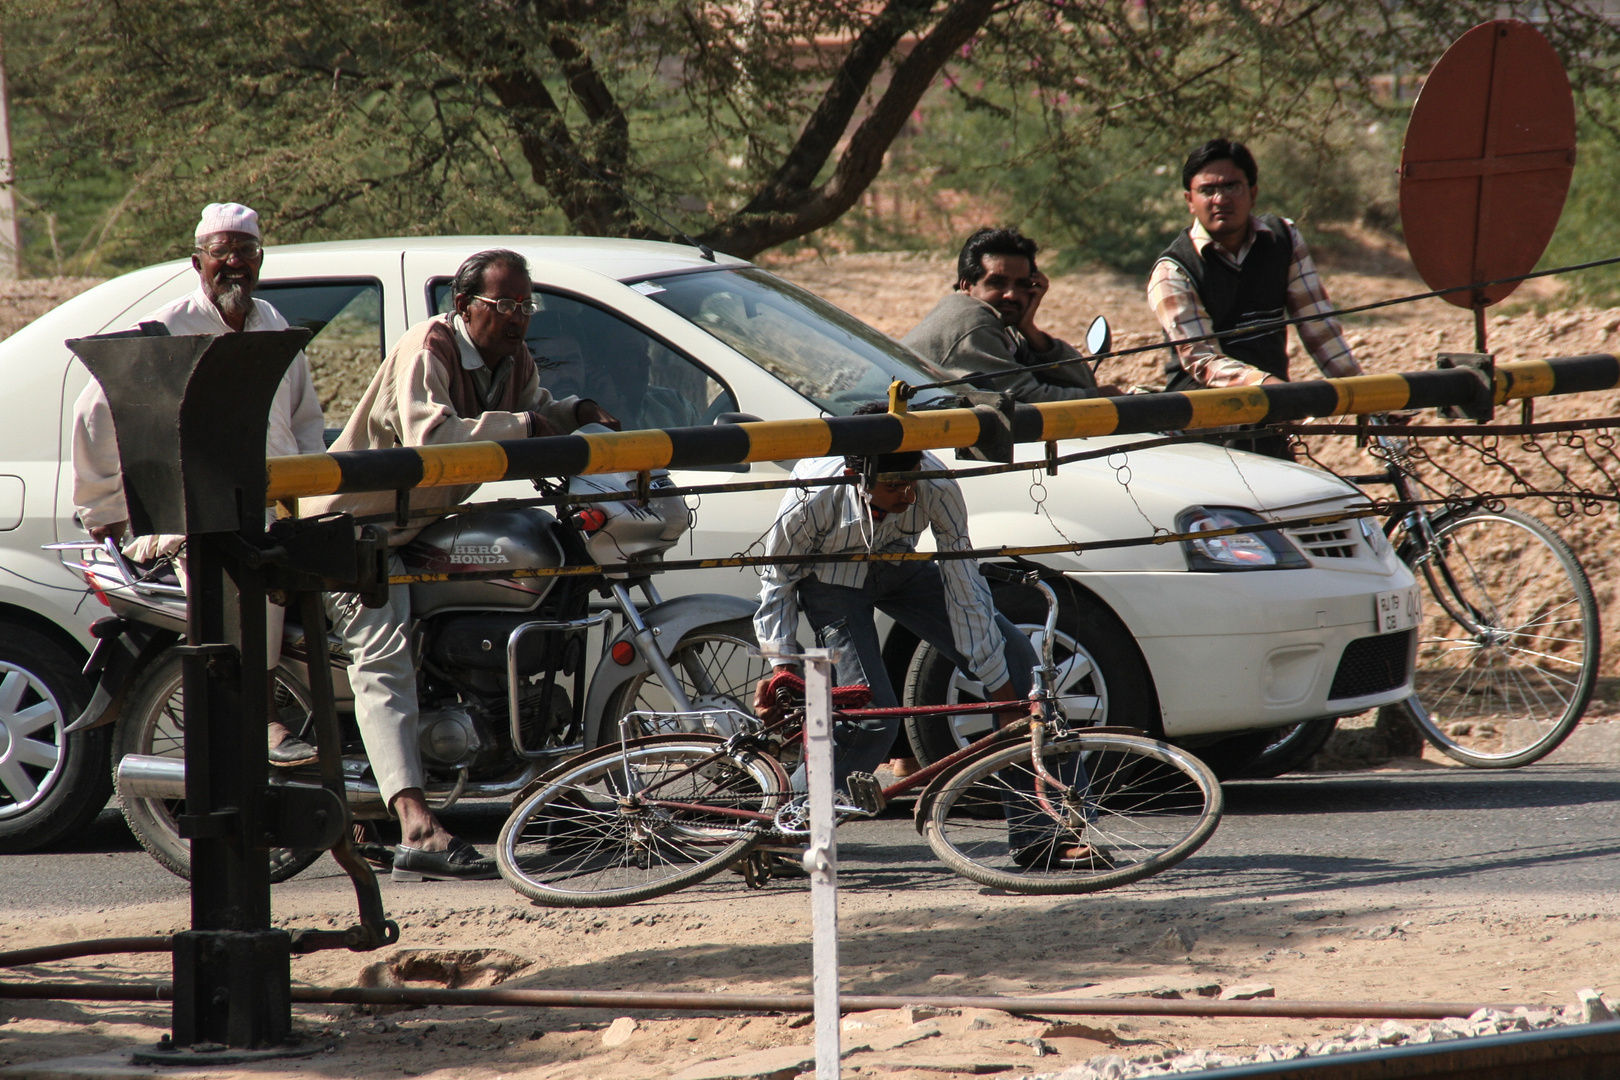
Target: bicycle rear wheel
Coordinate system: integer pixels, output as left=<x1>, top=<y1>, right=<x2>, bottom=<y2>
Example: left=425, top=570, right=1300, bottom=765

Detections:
left=919, top=731, right=1221, bottom=895
left=497, top=735, right=787, bottom=907
left=1390, top=507, right=1599, bottom=768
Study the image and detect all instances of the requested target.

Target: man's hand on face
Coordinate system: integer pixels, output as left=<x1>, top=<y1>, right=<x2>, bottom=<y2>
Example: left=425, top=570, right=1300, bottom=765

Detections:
left=88, top=520, right=128, bottom=544
left=1017, top=269, right=1054, bottom=353
left=576, top=400, right=621, bottom=431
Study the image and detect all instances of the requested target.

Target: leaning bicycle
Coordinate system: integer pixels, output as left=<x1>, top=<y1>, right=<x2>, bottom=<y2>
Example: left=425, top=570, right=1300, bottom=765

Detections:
left=494, top=577, right=1222, bottom=906
left=1350, top=423, right=1600, bottom=768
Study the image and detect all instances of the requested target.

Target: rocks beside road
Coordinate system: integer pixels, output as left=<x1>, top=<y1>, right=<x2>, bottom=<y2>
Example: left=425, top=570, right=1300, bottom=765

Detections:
left=1028, top=1002, right=1617, bottom=1079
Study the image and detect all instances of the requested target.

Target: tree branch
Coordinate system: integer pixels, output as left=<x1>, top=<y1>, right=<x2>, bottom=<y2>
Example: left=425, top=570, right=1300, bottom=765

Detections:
left=706, top=0, right=998, bottom=255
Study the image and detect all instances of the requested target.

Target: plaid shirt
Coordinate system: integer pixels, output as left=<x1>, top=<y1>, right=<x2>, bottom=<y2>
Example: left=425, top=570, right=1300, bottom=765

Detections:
left=1147, top=216, right=1362, bottom=389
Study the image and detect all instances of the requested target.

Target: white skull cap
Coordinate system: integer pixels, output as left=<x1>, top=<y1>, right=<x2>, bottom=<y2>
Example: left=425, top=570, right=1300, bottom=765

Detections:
left=194, top=202, right=261, bottom=242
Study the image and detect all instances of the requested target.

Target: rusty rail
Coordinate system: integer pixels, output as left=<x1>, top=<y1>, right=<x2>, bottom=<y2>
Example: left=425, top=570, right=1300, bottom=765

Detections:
left=0, top=979, right=1531, bottom=1020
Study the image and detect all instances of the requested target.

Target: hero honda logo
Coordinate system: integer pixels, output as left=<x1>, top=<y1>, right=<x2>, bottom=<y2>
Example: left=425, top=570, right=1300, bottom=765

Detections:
left=452, top=543, right=509, bottom=565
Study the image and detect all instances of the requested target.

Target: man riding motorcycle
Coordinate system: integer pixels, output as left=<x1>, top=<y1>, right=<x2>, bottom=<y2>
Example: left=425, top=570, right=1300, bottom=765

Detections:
left=300, top=248, right=619, bottom=881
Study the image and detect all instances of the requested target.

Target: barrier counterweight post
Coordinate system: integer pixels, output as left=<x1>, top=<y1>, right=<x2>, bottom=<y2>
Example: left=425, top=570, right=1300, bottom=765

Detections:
left=801, top=649, right=842, bottom=1079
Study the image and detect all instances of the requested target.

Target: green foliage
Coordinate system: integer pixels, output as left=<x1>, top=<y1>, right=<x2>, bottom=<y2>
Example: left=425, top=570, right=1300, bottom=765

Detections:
left=1537, top=117, right=1620, bottom=308
left=3, top=0, right=1617, bottom=274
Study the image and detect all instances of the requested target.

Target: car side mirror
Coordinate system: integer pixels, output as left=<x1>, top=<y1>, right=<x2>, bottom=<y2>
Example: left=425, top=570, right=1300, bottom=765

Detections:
left=713, top=412, right=763, bottom=425
left=1085, top=315, right=1112, bottom=357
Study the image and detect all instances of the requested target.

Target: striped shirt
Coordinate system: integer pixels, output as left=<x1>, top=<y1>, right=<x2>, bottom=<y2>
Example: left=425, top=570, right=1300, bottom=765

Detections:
left=1146, top=215, right=1362, bottom=389
left=754, top=454, right=1010, bottom=690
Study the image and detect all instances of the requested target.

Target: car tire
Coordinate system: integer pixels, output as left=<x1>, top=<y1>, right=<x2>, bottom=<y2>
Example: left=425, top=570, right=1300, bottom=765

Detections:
left=902, top=580, right=1160, bottom=766
left=1194, top=718, right=1339, bottom=781
left=0, top=625, right=112, bottom=853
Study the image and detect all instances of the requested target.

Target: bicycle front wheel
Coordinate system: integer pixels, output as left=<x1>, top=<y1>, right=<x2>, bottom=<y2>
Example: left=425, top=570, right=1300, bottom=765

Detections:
left=497, top=736, right=787, bottom=907
left=920, top=731, right=1222, bottom=895
left=1391, top=508, right=1599, bottom=768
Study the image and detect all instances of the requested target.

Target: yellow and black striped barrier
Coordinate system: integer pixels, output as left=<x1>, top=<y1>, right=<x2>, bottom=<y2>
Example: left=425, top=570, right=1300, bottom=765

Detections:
left=265, top=353, right=1620, bottom=502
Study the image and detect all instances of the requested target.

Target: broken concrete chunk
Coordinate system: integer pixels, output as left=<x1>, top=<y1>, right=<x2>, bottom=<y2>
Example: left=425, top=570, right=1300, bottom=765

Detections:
left=669, top=1044, right=815, bottom=1080
left=1149, top=925, right=1198, bottom=955
left=903, top=1004, right=960, bottom=1024
left=1577, top=988, right=1616, bottom=1023
left=1219, top=983, right=1276, bottom=1001
left=601, top=1016, right=638, bottom=1047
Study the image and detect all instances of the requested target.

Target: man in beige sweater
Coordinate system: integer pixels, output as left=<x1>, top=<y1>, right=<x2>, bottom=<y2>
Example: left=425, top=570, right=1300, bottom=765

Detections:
left=305, top=249, right=617, bottom=880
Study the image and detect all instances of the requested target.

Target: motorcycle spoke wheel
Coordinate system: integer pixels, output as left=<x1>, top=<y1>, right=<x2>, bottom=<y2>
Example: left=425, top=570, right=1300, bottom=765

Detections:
left=497, top=736, right=785, bottom=907
left=602, top=620, right=771, bottom=741
left=115, top=654, right=323, bottom=883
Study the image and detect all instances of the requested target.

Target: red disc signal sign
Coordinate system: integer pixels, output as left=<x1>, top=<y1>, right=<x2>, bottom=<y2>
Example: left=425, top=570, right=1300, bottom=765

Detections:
left=1399, top=20, right=1576, bottom=310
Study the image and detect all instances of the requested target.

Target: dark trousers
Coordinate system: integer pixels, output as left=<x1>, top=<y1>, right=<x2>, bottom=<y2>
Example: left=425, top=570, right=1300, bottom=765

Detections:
left=796, top=563, right=1081, bottom=850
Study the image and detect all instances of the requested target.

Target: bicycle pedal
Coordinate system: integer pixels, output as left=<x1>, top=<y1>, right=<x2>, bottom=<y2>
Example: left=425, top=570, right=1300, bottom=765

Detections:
left=844, top=772, right=887, bottom=816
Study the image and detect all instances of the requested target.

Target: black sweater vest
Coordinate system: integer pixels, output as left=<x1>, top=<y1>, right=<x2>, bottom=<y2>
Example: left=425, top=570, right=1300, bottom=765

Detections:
left=1160, top=214, right=1292, bottom=389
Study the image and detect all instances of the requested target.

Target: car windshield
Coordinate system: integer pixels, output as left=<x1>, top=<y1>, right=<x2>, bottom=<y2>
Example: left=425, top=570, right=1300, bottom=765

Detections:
left=638, top=267, right=953, bottom=414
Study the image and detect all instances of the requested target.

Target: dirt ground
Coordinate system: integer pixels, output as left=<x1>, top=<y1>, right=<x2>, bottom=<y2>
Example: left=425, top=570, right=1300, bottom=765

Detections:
left=4, top=254, right=1618, bottom=1078
left=2, top=850, right=1617, bottom=1080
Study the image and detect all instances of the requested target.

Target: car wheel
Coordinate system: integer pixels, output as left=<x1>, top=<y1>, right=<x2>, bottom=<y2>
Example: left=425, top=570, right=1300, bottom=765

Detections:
left=1194, top=718, right=1339, bottom=780
left=0, top=626, right=112, bottom=853
left=902, top=581, right=1160, bottom=766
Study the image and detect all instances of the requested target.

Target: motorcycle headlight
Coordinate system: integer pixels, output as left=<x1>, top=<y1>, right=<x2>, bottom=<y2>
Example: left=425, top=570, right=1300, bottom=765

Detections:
left=1176, top=506, right=1309, bottom=571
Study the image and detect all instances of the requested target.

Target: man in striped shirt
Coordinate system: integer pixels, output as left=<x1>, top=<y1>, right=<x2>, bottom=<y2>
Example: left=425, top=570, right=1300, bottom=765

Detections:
left=750, top=423, right=1101, bottom=868
left=1147, top=138, right=1363, bottom=457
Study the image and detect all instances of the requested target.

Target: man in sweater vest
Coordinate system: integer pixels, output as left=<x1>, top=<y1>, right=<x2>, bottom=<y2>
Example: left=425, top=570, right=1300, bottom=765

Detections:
left=1147, top=139, right=1363, bottom=458
left=304, top=249, right=618, bottom=879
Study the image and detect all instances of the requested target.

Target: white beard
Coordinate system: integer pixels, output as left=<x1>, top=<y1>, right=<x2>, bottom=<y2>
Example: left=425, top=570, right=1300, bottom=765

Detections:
left=213, top=282, right=253, bottom=320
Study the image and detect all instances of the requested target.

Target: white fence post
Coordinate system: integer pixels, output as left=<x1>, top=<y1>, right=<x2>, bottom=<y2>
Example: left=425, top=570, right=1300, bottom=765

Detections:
left=801, top=647, right=841, bottom=1079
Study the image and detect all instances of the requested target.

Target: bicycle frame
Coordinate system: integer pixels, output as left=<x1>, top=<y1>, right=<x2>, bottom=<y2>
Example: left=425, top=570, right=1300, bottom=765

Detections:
left=610, top=576, right=1087, bottom=824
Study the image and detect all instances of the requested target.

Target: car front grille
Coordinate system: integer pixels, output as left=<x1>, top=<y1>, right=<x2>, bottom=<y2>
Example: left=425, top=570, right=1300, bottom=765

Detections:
left=1328, top=630, right=1414, bottom=700
left=1289, top=526, right=1359, bottom=559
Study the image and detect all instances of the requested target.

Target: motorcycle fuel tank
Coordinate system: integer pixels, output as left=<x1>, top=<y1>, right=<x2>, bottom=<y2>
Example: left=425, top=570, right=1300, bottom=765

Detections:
left=403, top=507, right=565, bottom=617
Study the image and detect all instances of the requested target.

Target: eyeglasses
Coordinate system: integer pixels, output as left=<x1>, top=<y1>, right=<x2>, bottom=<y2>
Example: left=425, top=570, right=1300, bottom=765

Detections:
left=474, top=295, right=540, bottom=316
left=196, top=240, right=263, bottom=261
left=1193, top=180, right=1249, bottom=200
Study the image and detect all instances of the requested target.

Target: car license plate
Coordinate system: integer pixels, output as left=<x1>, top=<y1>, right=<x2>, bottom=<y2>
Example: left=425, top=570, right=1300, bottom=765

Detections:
left=1374, top=586, right=1422, bottom=634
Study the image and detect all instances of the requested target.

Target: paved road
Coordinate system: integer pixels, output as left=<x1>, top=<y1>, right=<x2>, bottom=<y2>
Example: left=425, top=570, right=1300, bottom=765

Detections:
left=2, top=763, right=1616, bottom=917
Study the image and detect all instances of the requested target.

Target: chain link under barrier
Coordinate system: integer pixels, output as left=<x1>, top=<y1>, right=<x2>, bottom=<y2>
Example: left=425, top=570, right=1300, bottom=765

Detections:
left=1281, top=417, right=1620, bottom=522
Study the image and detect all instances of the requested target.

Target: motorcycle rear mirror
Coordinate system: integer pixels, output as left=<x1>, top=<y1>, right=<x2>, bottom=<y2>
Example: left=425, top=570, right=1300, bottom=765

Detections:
left=1086, top=315, right=1112, bottom=357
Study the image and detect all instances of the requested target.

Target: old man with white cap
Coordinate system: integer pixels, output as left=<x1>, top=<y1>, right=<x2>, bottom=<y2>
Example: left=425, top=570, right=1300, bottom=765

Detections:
left=71, top=201, right=327, bottom=766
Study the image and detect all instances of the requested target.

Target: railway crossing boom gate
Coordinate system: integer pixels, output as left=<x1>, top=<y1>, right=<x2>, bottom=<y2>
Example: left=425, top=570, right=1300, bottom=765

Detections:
left=68, top=323, right=1620, bottom=1050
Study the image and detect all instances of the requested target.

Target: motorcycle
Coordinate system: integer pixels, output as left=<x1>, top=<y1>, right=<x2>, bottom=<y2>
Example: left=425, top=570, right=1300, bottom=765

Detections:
left=60, top=468, right=769, bottom=881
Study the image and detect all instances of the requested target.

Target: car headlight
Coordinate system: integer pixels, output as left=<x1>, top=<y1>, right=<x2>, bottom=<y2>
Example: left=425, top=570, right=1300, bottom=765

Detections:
left=1176, top=506, right=1310, bottom=571
left=1357, top=515, right=1391, bottom=558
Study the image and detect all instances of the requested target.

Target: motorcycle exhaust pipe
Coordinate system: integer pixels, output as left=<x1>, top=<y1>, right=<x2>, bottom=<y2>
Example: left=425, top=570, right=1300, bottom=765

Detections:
left=115, top=755, right=389, bottom=814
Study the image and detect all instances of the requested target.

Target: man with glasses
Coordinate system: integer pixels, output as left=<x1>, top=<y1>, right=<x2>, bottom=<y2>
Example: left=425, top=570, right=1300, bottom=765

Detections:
left=903, top=227, right=1122, bottom=402
left=301, top=248, right=617, bottom=880
left=71, top=201, right=327, bottom=766
left=1148, top=139, right=1363, bottom=458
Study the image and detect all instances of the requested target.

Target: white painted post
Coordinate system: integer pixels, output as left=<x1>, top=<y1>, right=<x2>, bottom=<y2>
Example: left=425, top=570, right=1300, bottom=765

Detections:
left=800, top=648, right=841, bottom=1080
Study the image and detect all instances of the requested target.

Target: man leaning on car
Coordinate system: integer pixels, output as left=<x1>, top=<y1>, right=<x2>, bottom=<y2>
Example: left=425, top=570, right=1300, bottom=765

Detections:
left=903, top=227, right=1123, bottom=402
left=70, top=201, right=328, bottom=767
left=299, top=248, right=620, bottom=881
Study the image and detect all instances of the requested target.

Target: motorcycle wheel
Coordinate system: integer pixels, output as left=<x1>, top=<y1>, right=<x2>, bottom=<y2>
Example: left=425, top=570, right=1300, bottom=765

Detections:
left=113, top=653, right=325, bottom=883
left=592, top=619, right=771, bottom=745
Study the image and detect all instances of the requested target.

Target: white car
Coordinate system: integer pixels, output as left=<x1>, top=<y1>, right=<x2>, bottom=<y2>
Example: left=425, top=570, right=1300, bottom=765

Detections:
left=0, top=236, right=1417, bottom=851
